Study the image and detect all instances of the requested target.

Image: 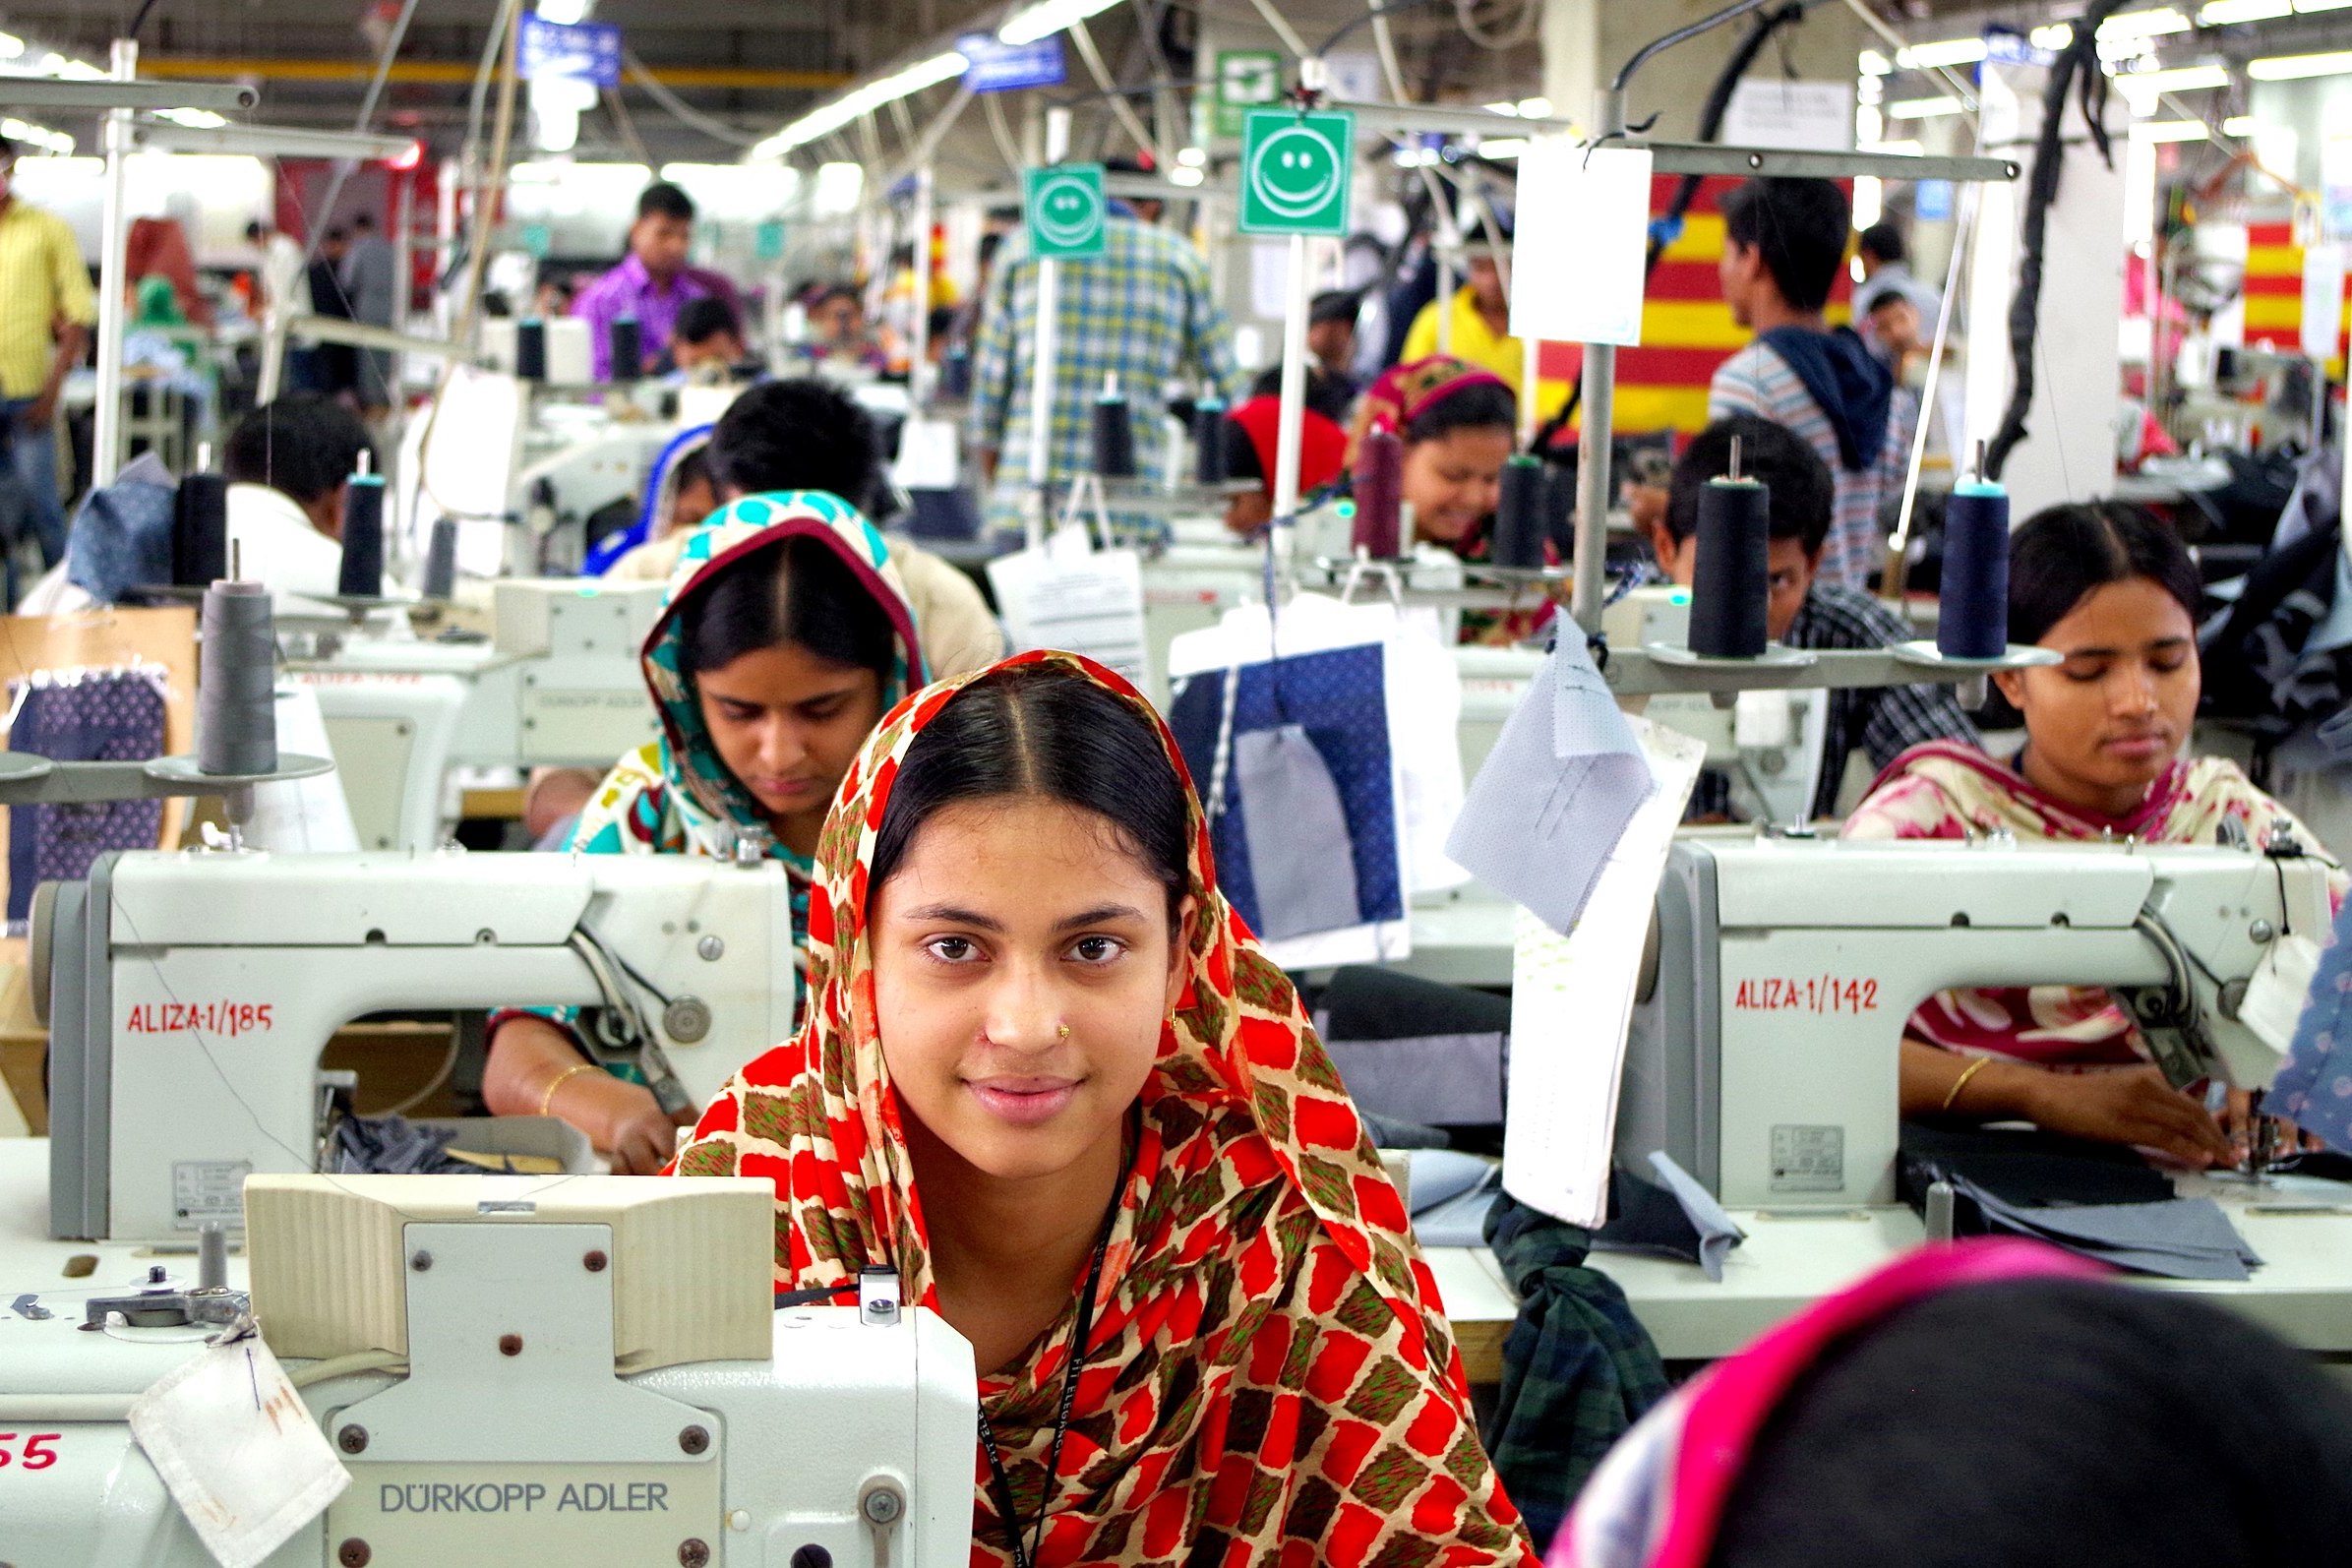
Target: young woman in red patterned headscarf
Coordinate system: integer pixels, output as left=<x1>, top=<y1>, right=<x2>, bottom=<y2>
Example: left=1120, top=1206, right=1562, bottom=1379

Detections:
left=674, top=652, right=1533, bottom=1568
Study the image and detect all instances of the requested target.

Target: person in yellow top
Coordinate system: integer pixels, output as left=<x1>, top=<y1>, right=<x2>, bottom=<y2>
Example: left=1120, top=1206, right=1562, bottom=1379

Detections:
left=0, top=135, right=96, bottom=571
left=1398, top=243, right=1579, bottom=424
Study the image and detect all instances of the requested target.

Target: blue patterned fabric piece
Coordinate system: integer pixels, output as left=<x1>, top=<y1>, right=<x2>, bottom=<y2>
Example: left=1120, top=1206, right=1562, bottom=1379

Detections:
left=7, top=672, right=167, bottom=922
left=1167, top=643, right=1402, bottom=937
left=2266, top=898, right=2352, bottom=1154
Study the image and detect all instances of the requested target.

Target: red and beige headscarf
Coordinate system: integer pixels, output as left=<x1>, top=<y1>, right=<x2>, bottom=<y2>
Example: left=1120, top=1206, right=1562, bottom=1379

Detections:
left=1349, top=354, right=1513, bottom=462
left=676, top=650, right=1534, bottom=1568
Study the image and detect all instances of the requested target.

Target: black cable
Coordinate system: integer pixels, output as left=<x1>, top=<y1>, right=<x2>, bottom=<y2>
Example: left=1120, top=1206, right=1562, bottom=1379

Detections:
left=126, top=0, right=166, bottom=39
left=1316, top=0, right=1455, bottom=61
left=1612, top=0, right=1773, bottom=91
left=776, top=1283, right=861, bottom=1308
left=1983, top=0, right=2128, bottom=482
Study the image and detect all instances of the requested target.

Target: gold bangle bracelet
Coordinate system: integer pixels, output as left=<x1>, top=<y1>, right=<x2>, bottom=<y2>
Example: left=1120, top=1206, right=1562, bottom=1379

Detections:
left=1941, top=1056, right=1992, bottom=1115
left=539, top=1061, right=598, bottom=1116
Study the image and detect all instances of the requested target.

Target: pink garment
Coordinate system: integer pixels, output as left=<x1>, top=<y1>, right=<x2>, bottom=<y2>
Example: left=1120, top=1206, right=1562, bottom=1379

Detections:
left=1839, top=740, right=2344, bottom=1068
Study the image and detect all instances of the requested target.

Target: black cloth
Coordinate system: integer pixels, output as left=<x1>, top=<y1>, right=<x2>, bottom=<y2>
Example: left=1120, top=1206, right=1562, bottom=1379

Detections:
left=1758, top=325, right=1894, bottom=472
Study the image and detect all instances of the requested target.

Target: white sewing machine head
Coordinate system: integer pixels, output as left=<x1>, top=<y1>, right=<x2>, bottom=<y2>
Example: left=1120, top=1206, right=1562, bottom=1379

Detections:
left=1, top=1174, right=976, bottom=1566
left=1621, top=835, right=2335, bottom=1208
left=39, top=849, right=801, bottom=1244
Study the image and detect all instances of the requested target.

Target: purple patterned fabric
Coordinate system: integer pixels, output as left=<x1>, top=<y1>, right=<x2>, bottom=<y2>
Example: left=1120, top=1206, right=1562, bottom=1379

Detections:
left=7, top=672, right=167, bottom=922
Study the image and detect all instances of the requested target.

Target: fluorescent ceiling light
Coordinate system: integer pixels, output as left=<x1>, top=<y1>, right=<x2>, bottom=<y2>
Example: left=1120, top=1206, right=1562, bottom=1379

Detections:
left=1481, top=100, right=1520, bottom=116
left=1176, top=145, right=1206, bottom=167
left=1887, top=94, right=1963, bottom=119
left=0, top=32, right=24, bottom=57
left=0, top=115, right=73, bottom=153
left=1477, top=138, right=1528, bottom=160
left=2124, top=63, right=2230, bottom=92
left=1859, top=48, right=1894, bottom=75
left=2198, top=0, right=2290, bottom=18
left=2222, top=114, right=2257, bottom=134
left=998, top=0, right=1120, bottom=47
left=534, top=0, right=594, bottom=21
left=2102, top=7, right=2193, bottom=36
left=1168, top=164, right=1205, bottom=185
left=1515, top=96, right=1551, bottom=118
left=1898, top=38, right=1988, bottom=69
left=754, top=48, right=967, bottom=158
left=1861, top=138, right=1925, bottom=155
left=2030, top=24, right=2075, bottom=48
left=153, top=106, right=228, bottom=128
left=2250, top=48, right=2352, bottom=77
left=2294, top=0, right=2352, bottom=11
left=2131, top=118, right=2210, bottom=140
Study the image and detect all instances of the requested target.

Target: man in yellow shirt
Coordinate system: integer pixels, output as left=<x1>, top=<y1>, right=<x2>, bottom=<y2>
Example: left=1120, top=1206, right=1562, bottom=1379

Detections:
left=0, top=135, right=96, bottom=568
left=1397, top=245, right=1576, bottom=423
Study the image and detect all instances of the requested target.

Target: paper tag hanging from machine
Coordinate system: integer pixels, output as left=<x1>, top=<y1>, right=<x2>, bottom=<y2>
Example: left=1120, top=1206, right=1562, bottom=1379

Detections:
left=1509, top=142, right=1654, bottom=347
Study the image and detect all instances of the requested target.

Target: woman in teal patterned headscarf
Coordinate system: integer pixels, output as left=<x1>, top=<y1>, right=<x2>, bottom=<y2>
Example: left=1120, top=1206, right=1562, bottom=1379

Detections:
left=485, top=491, right=931, bottom=1171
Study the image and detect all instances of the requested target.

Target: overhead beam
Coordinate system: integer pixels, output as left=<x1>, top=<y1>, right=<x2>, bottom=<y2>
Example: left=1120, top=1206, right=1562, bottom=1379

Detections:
left=138, top=55, right=850, bottom=90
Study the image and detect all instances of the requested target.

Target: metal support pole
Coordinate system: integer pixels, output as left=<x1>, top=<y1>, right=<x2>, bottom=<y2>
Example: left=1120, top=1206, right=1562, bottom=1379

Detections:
left=1273, top=232, right=1312, bottom=530
left=1026, top=107, right=1071, bottom=550
left=91, top=37, right=139, bottom=489
left=909, top=163, right=936, bottom=408
left=1569, top=87, right=1628, bottom=633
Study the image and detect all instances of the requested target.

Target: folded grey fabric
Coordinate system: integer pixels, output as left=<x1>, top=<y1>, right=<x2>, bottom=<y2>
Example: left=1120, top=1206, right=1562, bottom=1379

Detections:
left=1446, top=633, right=1653, bottom=936
left=1648, top=1151, right=1745, bottom=1282
left=1413, top=1164, right=1504, bottom=1247
left=1958, top=1176, right=2261, bottom=1282
left=1234, top=723, right=1361, bottom=939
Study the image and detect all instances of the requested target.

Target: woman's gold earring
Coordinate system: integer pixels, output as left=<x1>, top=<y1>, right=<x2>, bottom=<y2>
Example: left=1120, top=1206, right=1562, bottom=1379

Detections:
left=1057, top=1023, right=1072, bottom=1040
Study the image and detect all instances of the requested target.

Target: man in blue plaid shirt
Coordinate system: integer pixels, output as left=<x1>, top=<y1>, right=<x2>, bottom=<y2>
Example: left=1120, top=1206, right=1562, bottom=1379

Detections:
left=1644, top=414, right=1980, bottom=822
left=971, top=206, right=1243, bottom=529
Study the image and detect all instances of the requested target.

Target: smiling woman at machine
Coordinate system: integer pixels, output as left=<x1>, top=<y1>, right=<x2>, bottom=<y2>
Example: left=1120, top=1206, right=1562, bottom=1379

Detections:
left=1842, top=502, right=2345, bottom=1165
left=481, top=494, right=928, bottom=1174
left=673, top=653, right=1535, bottom=1567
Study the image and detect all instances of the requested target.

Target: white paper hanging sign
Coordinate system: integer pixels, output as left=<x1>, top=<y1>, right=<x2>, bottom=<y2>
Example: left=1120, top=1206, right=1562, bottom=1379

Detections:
left=1510, top=142, right=1654, bottom=347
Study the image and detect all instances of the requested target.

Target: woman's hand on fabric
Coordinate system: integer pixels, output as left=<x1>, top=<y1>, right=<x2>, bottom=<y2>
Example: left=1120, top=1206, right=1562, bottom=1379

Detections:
left=593, top=1080, right=692, bottom=1175
left=2020, top=1066, right=2235, bottom=1167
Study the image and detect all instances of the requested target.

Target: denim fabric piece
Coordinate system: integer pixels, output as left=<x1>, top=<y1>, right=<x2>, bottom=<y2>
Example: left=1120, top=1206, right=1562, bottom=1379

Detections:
left=1168, top=642, right=1402, bottom=935
left=64, top=451, right=177, bottom=604
left=7, top=672, right=168, bottom=921
left=2266, top=896, right=2352, bottom=1155
left=1233, top=724, right=1359, bottom=939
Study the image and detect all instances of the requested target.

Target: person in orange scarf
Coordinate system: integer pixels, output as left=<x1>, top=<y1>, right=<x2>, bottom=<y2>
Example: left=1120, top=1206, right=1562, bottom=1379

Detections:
left=675, top=652, right=1533, bottom=1568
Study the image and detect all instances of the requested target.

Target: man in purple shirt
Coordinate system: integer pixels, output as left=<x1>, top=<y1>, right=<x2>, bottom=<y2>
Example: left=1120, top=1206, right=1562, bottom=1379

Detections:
left=573, top=181, right=741, bottom=380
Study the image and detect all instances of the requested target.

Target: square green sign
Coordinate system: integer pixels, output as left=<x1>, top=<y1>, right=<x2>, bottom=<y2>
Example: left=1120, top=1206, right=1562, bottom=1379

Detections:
left=1214, top=50, right=1283, bottom=139
left=1024, top=163, right=1108, bottom=260
left=1238, top=109, right=1355, bottom=237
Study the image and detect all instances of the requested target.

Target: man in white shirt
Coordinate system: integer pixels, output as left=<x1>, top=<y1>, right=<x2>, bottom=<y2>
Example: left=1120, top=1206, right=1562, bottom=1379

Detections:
left=222, top=392, right=373, bottom=607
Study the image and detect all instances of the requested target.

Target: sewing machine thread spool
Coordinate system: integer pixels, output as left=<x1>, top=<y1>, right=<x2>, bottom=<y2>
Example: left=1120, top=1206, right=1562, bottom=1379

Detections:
left=1353, top=427, right=1405, bottom=558
left=1092, top=377, right=1137, bottom=479
left=1940, top=449, right=2010, bottom=660
left=421, top=516, right=459, bottom=601
left=1192, top=397, right=1229, bottom=487
left=1689, top=441, right=1771, bottom=659
left=197, top=579, right=277, bottom=777
left=173, top=471, right=229, bottom=588
left=1542, top=460, right=1577, bottom=557
left=337, top=451, right=386, bottom=599
left=1490, top=454, right=1548, bottom=571
left=608, top=315, right=641, bottom=384
left=514, top=317, right=547, bottom=383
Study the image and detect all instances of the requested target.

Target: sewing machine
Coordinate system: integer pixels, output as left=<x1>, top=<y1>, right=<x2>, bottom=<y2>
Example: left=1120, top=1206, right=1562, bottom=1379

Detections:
left=1622, top=835, right=2335, bottom=1209
left=37, top=848, right=800, bottom=1245
left=0, top=1174, right=976, bottom=1565
left=293, top=578, right=666, bottom=850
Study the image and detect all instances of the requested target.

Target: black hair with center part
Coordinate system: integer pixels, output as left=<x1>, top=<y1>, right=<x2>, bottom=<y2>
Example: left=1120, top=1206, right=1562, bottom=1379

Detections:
left=636, top=181, right=694, bottom=223
left=705, top=377, right=885, bottom=512
left=1664, top=415, right=1835, bottom=557
left=1404, top=381, right=1517, bottom=447
left=1857, top=221, right=1905, bottom=267
left=868, top=664, right=1191, bottom=925
left=224, top=393, right=377, bottom=506
left=2009, top=501, right=2201, bottom=646
left=1707, top=1279, right=2352, bottom=1567
left=678, top=534, right=896, bottom=683
left=1721, top=177, right=1852, bottom=315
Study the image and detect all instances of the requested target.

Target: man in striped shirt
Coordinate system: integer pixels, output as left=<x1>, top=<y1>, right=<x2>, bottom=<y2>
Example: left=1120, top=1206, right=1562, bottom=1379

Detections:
left=1710, top=178, right=1900, bottom=592
left=0, top=135, right=96, bottom=569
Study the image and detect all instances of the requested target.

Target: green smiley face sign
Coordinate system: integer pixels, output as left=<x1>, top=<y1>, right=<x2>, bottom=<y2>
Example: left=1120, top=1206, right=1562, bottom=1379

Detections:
left=1024, top=163, right=1107, bottom=259
left=1238, top=109, right=1354, bottom=237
